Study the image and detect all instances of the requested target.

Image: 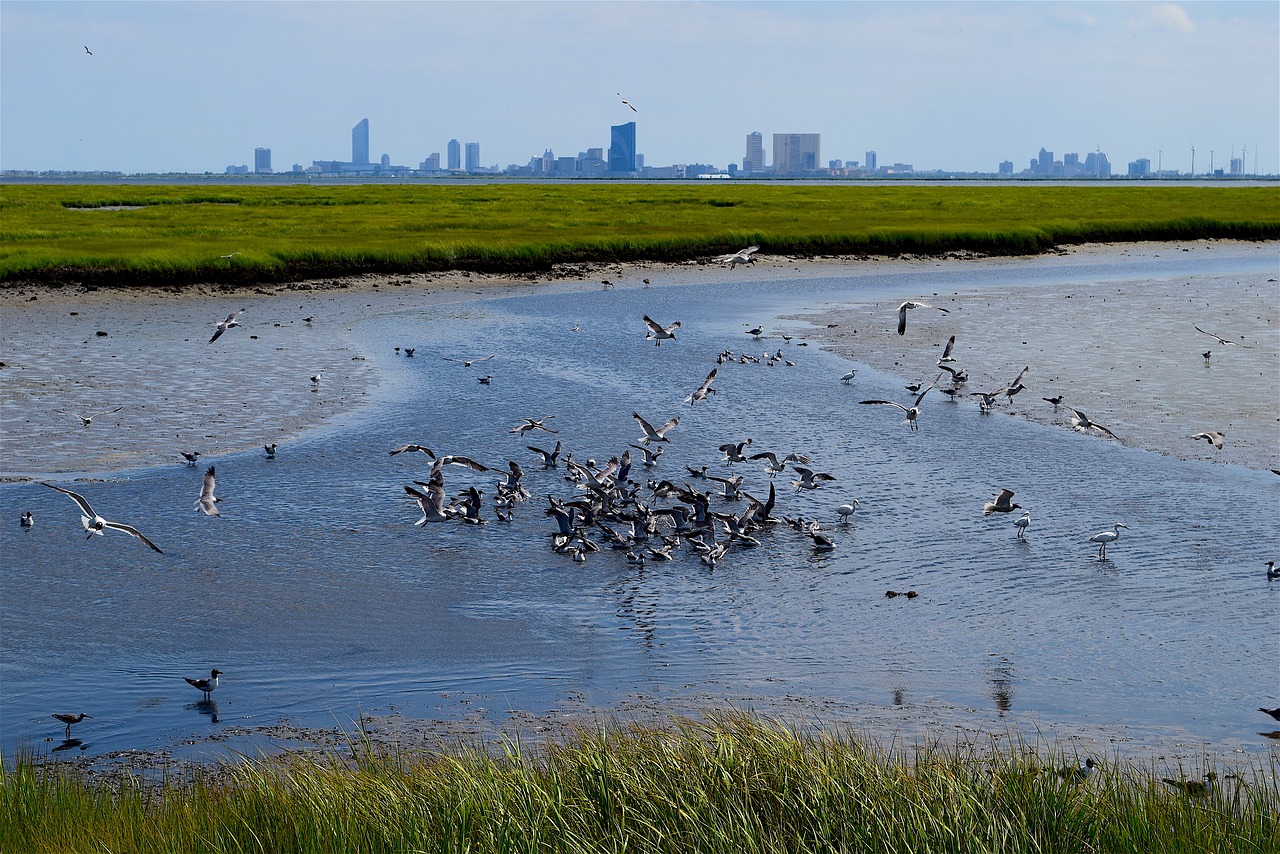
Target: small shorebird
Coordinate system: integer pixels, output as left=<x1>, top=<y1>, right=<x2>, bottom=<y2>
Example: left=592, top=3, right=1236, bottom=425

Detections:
left=208, top=309, right=245, bottom=344
left=42, top=483, right=163, bottom=552
left=1194, top=325, right=1248, bottom=347
left=983, top=489, right=1022, bottom=516
left=20, top=511, right=34, bottom=528
left=1043, top=396, right=1064, bottom=408
left=1190, top=431, right=1224, bottom=449
left=839, top=370, right=857, bottom=384
left=1058, top=758, right=1097, bottom=784
left=1088, top=522, right=1128, bottom=560
left=715, top=246, right=759, bottom=267
left=1014, top=510, right=1031, bottom=539
left=510, top=416, right=557, bottom=436
left=184, top=669, right=223, bottom=700
left=1068, top=408, right=1120, bottom=440
left=836, top=500, right=861, bottom=523
left=860, top=375, right=941, bottom=431
left=617, top=92, right=637, bottom=112
left=443, top=355, right=495, bottom=367
left=52, top=712, right=90, bottom=739
left=633, top=411, right=679, bottom=445
left=180, top=450, right=202, bottom=466
left=57, top=406, right=123, bottom=427
left=194, top=466, right=221, bottom=516
left=685, top=368, right=717, bottom=404
left=1161, top=772, right=1217, bottom=797
left=310, top=372, right=322, bottom=385
left=263, top=443, right=277, bottom=459
left=1260, top=706, right=1280, bottom=721
left=642, top=314, right=681, bottom=346
left=896, top=300, right=949, bottom=335
left=1202, top=350, right=1212, bottom=363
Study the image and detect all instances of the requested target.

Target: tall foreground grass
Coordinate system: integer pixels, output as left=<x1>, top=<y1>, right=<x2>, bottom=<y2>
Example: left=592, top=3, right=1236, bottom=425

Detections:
left=4, top=713, right=1277, bottom=853
left=1, top=183, right=1277, bottom=285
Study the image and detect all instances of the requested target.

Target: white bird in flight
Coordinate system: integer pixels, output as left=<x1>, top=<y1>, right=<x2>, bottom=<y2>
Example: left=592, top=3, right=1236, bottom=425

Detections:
left=208, top=309, right=246, bottom=344
left=685, top=368, right=717, bottom=404
left=860, top=374, right=942, bottom=430
left=715, top=246, right=759, bottom=267
left=194, top=466, right=221, bottom=516
left=633, top=411, right=679, bottom=445
left=1068, top=407, right=1120, bottom=440
left=443, top=355, right=496, bottom=367
left=57, top=406, right=122, bottom=427
left=42, top=483, right=163, bottom=553
left=1190, top=431, right=1224, bottom=449
left=643, top=314, right=681, bottom=346
left=617, top=92, right=637, bottom=112
left=896, top=300, right=950, bottom=335
left=1193, top=325, right=1248, bottom=347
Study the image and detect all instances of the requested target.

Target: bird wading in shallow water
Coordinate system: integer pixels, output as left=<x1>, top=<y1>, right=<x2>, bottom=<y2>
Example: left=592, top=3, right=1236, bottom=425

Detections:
left=52, top=712, right=90, bottom=739
left=1088, top=522, right=1128, bottom=560
left=184, top=669, right=223, bottom=700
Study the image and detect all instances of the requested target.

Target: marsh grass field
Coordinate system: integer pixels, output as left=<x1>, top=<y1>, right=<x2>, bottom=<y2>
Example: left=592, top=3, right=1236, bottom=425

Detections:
left=2, top=183, right=1278, bottom=284
left=5, top=714, right=1278, bottom=854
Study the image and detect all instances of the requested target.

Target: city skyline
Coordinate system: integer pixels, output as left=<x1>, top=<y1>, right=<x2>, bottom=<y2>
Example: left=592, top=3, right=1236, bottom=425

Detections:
left=2, top=1, right=1277, bottom=176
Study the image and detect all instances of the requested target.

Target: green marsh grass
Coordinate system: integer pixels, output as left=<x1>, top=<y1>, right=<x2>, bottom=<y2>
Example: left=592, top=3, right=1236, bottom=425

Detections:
left=4, top=712, right=1277, bottom=853
left=2, top=183, right=1277, bottom=285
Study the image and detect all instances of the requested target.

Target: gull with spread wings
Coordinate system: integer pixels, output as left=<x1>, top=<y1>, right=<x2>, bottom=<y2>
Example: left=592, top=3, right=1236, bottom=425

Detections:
left=42, top=483, right=163, bottom=552
left=633, top=411, right=679, bottom=445
left=643, top=314, right=681, bottom=346
left=896, top=300, right=949, bottom=335
left=208, top=309, right=246, bottom=344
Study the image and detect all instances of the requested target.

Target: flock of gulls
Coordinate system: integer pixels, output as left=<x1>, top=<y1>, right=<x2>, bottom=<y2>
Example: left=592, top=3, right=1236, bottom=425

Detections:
left=24, top=246, right=1276, bottom=756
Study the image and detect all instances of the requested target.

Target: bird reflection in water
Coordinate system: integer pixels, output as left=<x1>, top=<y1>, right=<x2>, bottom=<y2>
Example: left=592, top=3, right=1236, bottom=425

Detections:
left=52, top=738, right=85, bottom=752
left=989, top=657, right=1015, bottom=716
left=189, top=699, right=220, bottom=724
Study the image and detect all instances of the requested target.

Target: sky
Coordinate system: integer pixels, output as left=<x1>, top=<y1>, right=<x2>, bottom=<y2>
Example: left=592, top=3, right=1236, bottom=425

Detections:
left=2, top=1, right=1277, bottom=175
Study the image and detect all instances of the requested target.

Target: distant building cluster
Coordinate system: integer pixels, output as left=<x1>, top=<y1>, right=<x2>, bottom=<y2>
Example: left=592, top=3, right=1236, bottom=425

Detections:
left=205, top=118, right=1268, bottom=180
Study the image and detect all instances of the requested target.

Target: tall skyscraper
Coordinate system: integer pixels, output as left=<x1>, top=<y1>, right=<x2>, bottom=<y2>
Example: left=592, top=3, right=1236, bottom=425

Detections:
left=609, top=122, right=637, bottom=173
left=352, top=119, right=370, bottom=165
left=254, top=147, right=272, bottom=174
left=772, top=134, right=820, bottom=175
left=447, top=139, right=461, bottom=171
left=465, top=142, right=481, bottom=172
left=744, top=132, right=764, bottom=173
left=865, top=150, right=877, bottom=172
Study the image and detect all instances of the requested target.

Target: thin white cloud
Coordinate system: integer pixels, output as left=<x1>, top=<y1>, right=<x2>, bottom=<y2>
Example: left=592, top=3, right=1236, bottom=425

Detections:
left=1145, top=3, right=1196, bottom=33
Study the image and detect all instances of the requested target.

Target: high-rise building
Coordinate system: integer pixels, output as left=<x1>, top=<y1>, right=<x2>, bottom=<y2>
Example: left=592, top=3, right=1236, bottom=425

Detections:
left=1037, top=147, right=1053, bottom=175
left=865, top=150, right=877, bottom=172
left=352, top=119, right=370, bottom=165
left=1083, top=151, right=1111, bottom=177
left=447, top=139, right=461, bottom=171
left=254, top=147, right=272, bottom=174
left=465, top=142, right=481, bottom=172
left=772, top=134, right=820, bottom=175
left=744, top=132, right=764, bottom=173
left=421, top=152, right=441, bottom=171
left=609, top=122, right=636, bottom=173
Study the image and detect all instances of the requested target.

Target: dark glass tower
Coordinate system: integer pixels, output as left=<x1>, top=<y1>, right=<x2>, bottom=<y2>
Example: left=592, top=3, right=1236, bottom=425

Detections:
left=352, top=118, right=370, bottom=165
left=609, top=122, right=636, bottom=173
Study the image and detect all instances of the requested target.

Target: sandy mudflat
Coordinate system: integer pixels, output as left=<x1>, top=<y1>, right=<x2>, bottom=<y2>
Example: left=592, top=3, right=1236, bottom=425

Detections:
left=2, top=242, right=1276, bottom=477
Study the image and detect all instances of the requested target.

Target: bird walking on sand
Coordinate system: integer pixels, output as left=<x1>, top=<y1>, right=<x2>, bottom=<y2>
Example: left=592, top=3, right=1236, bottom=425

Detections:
left=57, top=406, right=123, bottom=427
left=52, top=712, right=90, bottom=739
left=1043, top=396, right=1064, bottom=409
left=208, top=309, right=246, bottom=344
left=194, top=466, right=221, bottom=516
left=184, top=669, right=223, bottom=700
left=1088, top=523, right=1128, bottom=560
left=715, top=246, right=759, bottom=268
left=896, top=300, right=949, bottom=335
left=42, top=483, right=163, bottom=553
left=643, top=314, right=681, bottom=346
left=860, top=374, right=942, bottom=430
left=1014, top=510, right=1031, bottom=539
left=983, top=489, right=1022, bottom=516
left=1191, top=431, right=1224, bottom=449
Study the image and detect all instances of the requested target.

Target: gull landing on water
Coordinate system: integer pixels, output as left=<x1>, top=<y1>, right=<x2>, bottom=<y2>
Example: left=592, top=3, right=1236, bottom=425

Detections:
left=982, top=489, right=1022, bottom=516
left=896, top=300, right=949, bottom=335
left=208, top=309, right=245, bottom=344
left=685, top=368, right=717, bottom=404
left=1068, top=408, right=1120, bottom=440
left=42, top=483, right=163, bottom=553
left=860, top=374, right=942, bottom=431
left=643, top=314, right=681, bottom=346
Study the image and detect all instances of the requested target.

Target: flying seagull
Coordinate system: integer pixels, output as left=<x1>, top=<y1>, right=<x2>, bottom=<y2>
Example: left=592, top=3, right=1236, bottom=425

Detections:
left=184, top=669, right=223, bottom=700
left=715, top=246, right=759, bottom=267
left=42, top=483, right=163, bottom=553
left=643, top=314, right=681, bottom=346
left=983, top=488, right=1022, bottom=516
left=194, top=466, right=221, bottom=516
left=84, top=45, right=92, bottom=55
left=632, top=411, right=679, bottom=445
left=510, top=417, right=557, bottom=436
left=860, top=374, right=942, bottom=430
left=685, top=368, right=717, bottom=404
left=1193, top=325, right=1249, bottom=347
left=1068, top=407, right=1120, bottom=440
left=443, top=355, right=496, bottom=367
left=1190, top=431, right=1224, bottom=449
left=208, top=309, right=246, bottom=344
left=405, top=478, right=455, bottom=525
left=57, top=406, right=122, bottom=427
left=617, top=92, right=637, bottom=112
left=896, top=300, right=950, bottom=335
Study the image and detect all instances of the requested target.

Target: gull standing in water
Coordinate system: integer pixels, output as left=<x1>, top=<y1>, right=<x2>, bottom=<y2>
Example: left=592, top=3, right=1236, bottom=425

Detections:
left=860, top=374, right=942, bottom=431
left=896, top=300, right=949, bottom=335
left=263, top=443, right=277, bottom=459
left=42, top=483, right=164, bottom=553
left=643, top=315, right=681, bottom=346
left=208, top=309, right=246, bottom=344
left=180, top=451, right=202, bottom=466
left=1190, top=431, right=1225, bottom=449
left=185, top=669, right=223, bottom=700
left=194, top=466, right=221, bottom=516
left=56, top=406, right=122, bottom=427
left=1088, top=523, right=1128, bottom=560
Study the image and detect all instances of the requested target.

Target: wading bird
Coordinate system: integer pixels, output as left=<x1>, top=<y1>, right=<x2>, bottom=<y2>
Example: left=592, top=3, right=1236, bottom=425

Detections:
left=184, top=669, right=223, bottom=700
left=42, top=483, right=163, bottom=553
left=180, top=450, right=202, bottom=466
left=208, top=309, right=246, bottom=344
left=1014, top=510, right=1031, bottom=539
left=896, top=300, right=949, bottom=335
left=52, top=712, right=90, bottom=739
left=836, top=500, right=861, bottom=523
left=839, top=370, right=857, bottom=384
left=1088, top=522, right=1128, bottom=560
left=642, top=314, right=681, bottom=346
left=263, top=443, right=277, bottom=459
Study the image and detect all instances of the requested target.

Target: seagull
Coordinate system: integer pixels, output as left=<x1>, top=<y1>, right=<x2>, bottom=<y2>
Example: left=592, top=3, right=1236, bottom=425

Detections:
left=405, top=478, right=455, bottom=524
left=208, top=309, right=246, bottom=344
left=1161, top=773, right=1217, bottom=797
left=84, top=45, right=92, bottom=55
left=20, top=511, right=34, bottom=528
left=403, top=348, right=415, bottom=357
left=839, top=370, right=857, bottom=384
left=642, top=314, right=681, bottom=346
left=180, top=450, right=202, bottom=466
left=685, top=368, right=717, bottom=404
left=749, top=450, right=811, bottom=478
left=310, top=372, right=322, bottom=385
left=896, top=300, right=949, bottom=335
left=1003, top=366, right=1029, bottom=403
left=217, top=252, right=240, bottom=261
left=970, top=389, right=1002, bottom=413
left=42, top=483, right=164, bottom=553
left=836, top=500, right=861, bottom=523
left=1190, top=431, right=1224, bottom=449
left=860, top=375, right=941, bottom=431
left=194, top=466, right=220, bottom=516
left=806, top=523, right=836, bottom=552
left=1201, top=351, right=1212, bottom=363
left=633, top=411, right=678, bottom=444
left=791, top=466, right=836, bottom=491
left=715, top=246, right=759, bottom=267
left=745, top=325, right=765, bottom=339
left=57, top=406, right=123, bottom=427
left=1068, top=408, right=1120, bottom=440
left=617, top=92, right=637, bottom=112
left=1088, top=522, right=1128, bottom=560
left=443, top=355, right=496, bottom=367
left=983, top=489, right=1022, bottom=515
left=510, top=417, right=557, bottom=436
left=527, top=440, right=562, bottom=468
left=628, top=443, right=665, bottom=467
left=1014, top=510, right=1031, bottom=539
left=477, top=375, right=493, bottom=385
left=1261, top=706, right=1280, bottom=720
left=1058, top=758, right=1097, bottom=784
left=184, top=668, right=223, bottom=700
left=1043, top=396, right=1064, bottom=408
left=389, top=443, right=436, bottom=458
left=1266, top=561, right=1280, bottom=580
left=263, top=443, right=277, bottom=459
left=938, top=334, right=957, bottom=364
left=1194, top=325, right=1248, bottom=347
left=719, top=438, right=753, bottom=465
left=52, top=712, right=90, bottom=739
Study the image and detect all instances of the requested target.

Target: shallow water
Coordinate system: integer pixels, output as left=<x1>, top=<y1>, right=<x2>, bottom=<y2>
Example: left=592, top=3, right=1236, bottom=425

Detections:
left=3, top=249, right=1279, bottom=766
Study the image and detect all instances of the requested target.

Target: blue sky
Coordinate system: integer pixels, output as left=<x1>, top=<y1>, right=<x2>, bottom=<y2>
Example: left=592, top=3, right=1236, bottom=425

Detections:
left=2, top=1, right=1277, bottom=174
